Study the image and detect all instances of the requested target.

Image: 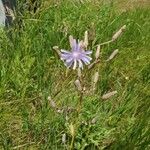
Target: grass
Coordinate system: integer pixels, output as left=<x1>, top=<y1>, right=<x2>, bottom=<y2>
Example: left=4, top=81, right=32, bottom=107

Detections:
left=0, top=0, right=150, bottom=149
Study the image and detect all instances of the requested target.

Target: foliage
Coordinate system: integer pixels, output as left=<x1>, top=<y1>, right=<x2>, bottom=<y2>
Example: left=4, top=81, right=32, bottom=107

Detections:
left=0, top=0, right=150, bottom=149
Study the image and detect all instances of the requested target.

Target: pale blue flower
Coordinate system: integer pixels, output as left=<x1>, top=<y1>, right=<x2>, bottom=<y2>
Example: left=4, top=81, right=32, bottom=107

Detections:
left=61, top=37, right=92, bottom=70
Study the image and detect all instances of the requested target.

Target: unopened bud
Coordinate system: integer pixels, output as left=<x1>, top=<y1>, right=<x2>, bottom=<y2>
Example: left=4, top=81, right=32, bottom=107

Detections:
left=93, top=72, right=99, bottom=83
left=79, top=40, right=85, bottom=49
left=102, top=91, right=117, bottom=100
left=106, top=49, right=119, bottom=61
left=95, top=45, right=101, bottom=60
left=69, top=35, right=74, bottom=48
left=74, top=79, right=82, bottom=91
left=53, top=46, right=59, bottom=50
left=112, top=25, right=126, bottom=41
left=91, top=116, right=98, bottom=124
left=92, top=72, right=99, bottom=91
left=84, top=31, right=88, bottom=48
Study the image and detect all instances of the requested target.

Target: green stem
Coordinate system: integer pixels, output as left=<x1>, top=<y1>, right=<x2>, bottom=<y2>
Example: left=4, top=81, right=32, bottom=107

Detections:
left=70, top=135, right=75, bottom=150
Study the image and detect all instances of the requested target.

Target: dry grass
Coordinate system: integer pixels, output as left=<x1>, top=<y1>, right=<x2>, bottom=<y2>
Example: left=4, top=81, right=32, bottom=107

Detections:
left=115, top=0, right=150, bottom=11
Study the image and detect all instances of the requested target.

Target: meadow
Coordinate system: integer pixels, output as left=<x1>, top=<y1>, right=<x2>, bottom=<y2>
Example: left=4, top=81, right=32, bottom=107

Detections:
left=0, top=0, right=150, bottom=149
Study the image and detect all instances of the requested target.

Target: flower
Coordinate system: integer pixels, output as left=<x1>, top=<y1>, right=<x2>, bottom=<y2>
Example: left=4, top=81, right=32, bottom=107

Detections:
left=61, top=36, right=92, bottom=70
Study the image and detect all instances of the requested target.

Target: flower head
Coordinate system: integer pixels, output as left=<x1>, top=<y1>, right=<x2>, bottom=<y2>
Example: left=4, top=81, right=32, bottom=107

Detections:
left=61, top=36, right=92, bottom=70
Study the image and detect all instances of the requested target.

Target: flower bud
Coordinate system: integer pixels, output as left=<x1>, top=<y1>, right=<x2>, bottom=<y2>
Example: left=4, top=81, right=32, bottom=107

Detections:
left=74, top=79, right=82, bottom=91
left=112, top=25, right=126, bottom=41
left=79, top=40, right=85, bottom=49
left=84, top=31, right=88, bottom=48
left=95, top=45, right=100, bottom=60
left=106, top=49, right=119, bottom=61
left=93, top=72, right=99, bottom=84
left=102, top=91, right=117, bottom=100
left=69, top=35, right=74, bottom=48
left=91, top=116, right=98, bottom=124
left=92, top=72, right=99, bottom=91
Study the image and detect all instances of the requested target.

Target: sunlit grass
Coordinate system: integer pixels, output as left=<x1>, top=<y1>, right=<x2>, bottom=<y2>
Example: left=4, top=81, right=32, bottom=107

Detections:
left=0, top=1, right=150, bottom=149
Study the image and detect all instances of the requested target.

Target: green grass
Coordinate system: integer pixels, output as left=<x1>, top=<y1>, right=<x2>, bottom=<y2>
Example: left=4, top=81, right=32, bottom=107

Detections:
left=0, top=0, right=150, bottom=149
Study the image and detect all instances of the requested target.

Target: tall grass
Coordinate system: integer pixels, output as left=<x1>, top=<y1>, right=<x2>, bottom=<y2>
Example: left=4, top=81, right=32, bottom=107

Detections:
left=0, top=0, right=150, bottom=149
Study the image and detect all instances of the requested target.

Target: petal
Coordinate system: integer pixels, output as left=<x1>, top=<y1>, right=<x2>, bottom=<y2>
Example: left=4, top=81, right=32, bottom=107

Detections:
left=65, top=60, right=73, bottom=68
left=84, top=55, right=92, bottom=61
left=61, top=53, right=71, bottom=60
left=84, top=50, right=92, bottom=55
left=80, top=54, right=92, bottom=61
left=78, top=59, right=83, bottom=69
left=61, top=49, right=71, bottom=54
left=73, top=59, right=77, bottom=70
left=72, top=39, right=81, bottom=52
left=81, top=57, right=91, bottom=65
left=66, top=58, right=73, bottom=63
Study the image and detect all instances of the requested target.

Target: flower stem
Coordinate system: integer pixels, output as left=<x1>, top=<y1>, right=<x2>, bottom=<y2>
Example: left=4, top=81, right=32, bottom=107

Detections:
left=99, top=40, right=113, bottom=46
left=70, top=135, right=75, bottom=150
